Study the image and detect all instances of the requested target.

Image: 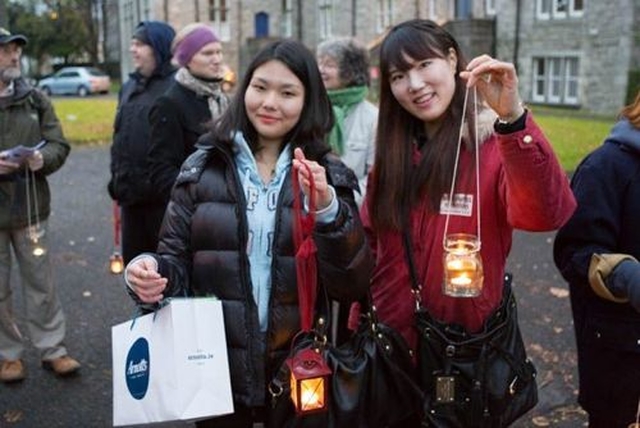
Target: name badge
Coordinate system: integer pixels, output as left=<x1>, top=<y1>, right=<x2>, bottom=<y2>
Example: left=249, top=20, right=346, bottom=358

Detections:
left=440, top=194, right=473, bottom=217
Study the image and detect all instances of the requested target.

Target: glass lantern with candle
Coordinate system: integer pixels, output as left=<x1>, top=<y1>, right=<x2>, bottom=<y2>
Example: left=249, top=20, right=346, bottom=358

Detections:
left=287, top=347, right=332, bottom=415
left=441, top=87, right=484, bottom=298
left=443, top=233, right=483, bottom=297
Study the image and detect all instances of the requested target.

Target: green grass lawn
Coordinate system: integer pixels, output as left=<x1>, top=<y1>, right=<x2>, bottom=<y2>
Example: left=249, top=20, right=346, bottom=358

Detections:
left=49, top=97, right=617, bottom=173
left=531, top=106, right=615, bottom=173
left=51, top=97, right=117, bottom=145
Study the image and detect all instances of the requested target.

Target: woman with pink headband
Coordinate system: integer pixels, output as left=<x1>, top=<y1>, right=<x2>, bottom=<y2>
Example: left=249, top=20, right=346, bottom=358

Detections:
left=147, top=23, right=230, bottom=208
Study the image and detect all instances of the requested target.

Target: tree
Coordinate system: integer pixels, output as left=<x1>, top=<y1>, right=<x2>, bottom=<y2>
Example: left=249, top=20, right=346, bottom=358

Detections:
left=8, top=0, right=94, bottom=68
left=0, top=0, right=8, bottom=28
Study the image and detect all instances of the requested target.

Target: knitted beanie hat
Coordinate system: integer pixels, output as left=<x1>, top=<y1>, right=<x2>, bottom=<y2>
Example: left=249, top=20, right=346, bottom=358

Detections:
left=173, top=24, right=220, bottom=67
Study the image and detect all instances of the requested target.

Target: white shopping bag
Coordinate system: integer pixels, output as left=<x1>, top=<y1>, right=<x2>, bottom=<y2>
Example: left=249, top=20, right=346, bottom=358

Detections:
left=112, top=298, right=234, bottom=426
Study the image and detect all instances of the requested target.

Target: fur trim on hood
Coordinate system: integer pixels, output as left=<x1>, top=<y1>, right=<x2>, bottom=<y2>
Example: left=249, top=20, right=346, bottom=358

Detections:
left=461, top=105, right=498, bottom=146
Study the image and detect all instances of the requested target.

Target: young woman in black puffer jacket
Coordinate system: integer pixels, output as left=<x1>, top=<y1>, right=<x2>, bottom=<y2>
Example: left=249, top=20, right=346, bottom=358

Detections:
left=124, top=39, right=372, bottom=427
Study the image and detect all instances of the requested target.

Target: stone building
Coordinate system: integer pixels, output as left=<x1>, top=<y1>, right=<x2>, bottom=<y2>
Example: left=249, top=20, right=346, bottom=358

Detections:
left=496, top=0, right=640, bottom=115
left=111, top=0, right=638, bottom=115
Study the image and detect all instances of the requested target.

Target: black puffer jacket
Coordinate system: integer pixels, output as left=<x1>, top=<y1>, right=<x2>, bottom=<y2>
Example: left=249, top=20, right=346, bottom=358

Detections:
left=152, top=140, right=372, bottom=408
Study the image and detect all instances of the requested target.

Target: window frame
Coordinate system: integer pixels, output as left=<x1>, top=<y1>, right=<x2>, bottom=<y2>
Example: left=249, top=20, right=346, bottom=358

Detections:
left=376, top=0, right=393, bottom=33
left=531, top=56, right=580, bottom=106
left=281, top=0, right=293, bottom=37
left=318, top=0, right=333, bottom=40
left=208, top=0, right=230, bottom=41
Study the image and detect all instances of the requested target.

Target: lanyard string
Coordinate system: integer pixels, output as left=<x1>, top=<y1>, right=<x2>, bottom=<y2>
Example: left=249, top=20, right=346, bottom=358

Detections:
left=24, top=167, right=41, bottom=235
left=442, top=86, right=481, bottom=249
left=112, top=201, right=121, bottom=248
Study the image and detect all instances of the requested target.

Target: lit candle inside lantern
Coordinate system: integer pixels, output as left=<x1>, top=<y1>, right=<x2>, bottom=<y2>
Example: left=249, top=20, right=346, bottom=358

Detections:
left=299, top=377, right=325, bottom=411
left=443, top=234, right=484, bottom=297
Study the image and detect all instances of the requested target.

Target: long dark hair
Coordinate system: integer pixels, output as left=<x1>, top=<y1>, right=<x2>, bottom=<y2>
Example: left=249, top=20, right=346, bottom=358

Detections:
left=214, top=39, right=333, bottom=161
left=369, top=19, right=476, bottom=231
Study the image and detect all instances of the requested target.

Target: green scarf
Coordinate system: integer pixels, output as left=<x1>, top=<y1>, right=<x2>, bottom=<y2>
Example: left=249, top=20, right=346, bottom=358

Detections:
left=327, top=86, right=368, bottom=155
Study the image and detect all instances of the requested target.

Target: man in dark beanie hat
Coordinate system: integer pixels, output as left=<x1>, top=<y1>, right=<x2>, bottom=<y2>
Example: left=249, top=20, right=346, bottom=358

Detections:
left=0, top=28, right=80, bottom=382
left=108, top=21, right=176, bottom=264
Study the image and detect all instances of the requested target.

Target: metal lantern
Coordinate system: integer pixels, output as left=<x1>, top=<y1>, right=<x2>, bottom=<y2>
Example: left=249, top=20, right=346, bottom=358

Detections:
left=109, top=251, right=124, bottom=274
left=443, top=233, right=483, bottom=297
left=286, top=347, right=332, bottom=415
left=28, top=225, right=46, bottom=257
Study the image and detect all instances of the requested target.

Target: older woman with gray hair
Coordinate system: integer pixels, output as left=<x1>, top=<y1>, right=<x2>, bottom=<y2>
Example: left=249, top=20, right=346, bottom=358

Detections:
left=317, top=37, right=377, bottom=208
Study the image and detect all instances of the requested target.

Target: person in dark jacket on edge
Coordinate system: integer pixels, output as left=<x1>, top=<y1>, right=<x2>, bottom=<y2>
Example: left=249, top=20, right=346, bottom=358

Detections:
left=0, top=27, right=79, bottom=382
left=108, top=21, right=176, bottom=263
left=554, top=90, right=640, bottom=428
left=124, top=39, right=372, bottom=427
left=147, top=23, right=229, bottom=207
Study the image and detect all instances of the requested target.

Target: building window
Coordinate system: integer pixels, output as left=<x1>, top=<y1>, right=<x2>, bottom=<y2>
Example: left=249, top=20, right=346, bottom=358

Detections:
left=208, top=0, right=230, bottom=40
left=553, top=0, right=567, bottom=18
left=282, top=0, right=293, bottom=37
left=537, top=0, right=584, bottom=19
left=319, top=0, right=333, bottom=40
left=376, top=0, right=393, bottom=33
left=536, top=0, right=551, bottom=19
left=532, top=56, right=580, bottom=105
left=427, top=0, right=437, bottom=20
left=485, top=0, right=496, bottom=15
left=570, top=0, right=584, bottom=16
left=564, top=57, right=579, bottom=103
left=455, top=0, right=472, bottom=19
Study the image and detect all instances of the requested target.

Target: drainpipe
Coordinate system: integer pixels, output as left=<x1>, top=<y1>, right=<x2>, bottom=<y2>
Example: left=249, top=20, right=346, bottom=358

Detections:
left=351, top=0, right=356, bottom=36
left=297, top=0, right=303, bottom=41
left=513, top=0, right=521, bottom=73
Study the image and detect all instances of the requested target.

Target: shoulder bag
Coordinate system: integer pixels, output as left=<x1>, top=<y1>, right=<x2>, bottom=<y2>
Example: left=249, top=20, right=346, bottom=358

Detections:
left=403, top=232, right=538, bottom=427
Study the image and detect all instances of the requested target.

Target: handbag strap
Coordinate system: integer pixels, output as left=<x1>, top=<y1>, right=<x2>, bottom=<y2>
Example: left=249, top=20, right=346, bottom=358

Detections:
left=402, top=230, right=423, bottom=310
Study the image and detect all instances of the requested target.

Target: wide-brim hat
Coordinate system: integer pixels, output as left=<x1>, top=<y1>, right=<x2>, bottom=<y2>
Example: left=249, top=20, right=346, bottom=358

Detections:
left=0, top=27, right=28, bottom=46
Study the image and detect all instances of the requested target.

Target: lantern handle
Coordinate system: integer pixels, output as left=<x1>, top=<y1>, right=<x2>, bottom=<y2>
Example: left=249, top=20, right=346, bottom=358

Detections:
left=442, top=86, right=482, bottom=249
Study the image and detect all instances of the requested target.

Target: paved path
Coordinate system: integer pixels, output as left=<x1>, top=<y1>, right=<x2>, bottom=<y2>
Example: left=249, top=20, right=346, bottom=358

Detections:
left=0, top=145, right=587, bottom=427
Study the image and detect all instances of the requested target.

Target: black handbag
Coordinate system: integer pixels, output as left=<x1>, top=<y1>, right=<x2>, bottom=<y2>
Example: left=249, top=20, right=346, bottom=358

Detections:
left=267, top=167, right=423, bottom=427
left=268, top=295, right=424, bottom=427
left=403, top=233, right=538, bottom=428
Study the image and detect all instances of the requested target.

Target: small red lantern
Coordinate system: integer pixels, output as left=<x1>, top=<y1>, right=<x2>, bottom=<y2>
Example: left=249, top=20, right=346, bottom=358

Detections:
left=287, top=347, right=332, bottom=415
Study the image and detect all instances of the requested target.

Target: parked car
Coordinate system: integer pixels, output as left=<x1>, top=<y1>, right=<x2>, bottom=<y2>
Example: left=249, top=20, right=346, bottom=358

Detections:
left=37, top=66, right=111, bottom=97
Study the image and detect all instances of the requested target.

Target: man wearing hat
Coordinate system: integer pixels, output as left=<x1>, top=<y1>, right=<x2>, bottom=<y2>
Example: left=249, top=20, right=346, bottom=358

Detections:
left=108, top=21, right=176, bottom=265
left=0, top=28, right=80, bottom=382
